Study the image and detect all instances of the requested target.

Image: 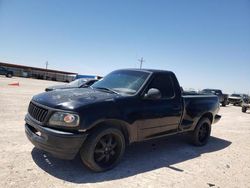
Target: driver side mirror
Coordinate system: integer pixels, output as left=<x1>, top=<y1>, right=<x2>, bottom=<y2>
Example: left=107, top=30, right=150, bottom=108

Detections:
left=144, top=88, right=162, bottom=100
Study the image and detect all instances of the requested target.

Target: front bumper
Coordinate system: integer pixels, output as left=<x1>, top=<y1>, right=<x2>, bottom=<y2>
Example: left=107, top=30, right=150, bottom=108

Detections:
left=25, top=116, right=87, bottom=160
left=228, top=99, right=242, bottom=104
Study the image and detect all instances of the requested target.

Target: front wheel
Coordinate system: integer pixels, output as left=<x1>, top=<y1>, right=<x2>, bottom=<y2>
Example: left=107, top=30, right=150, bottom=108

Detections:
left=6, top=73, right=12, bottom=78
left=80, top=126, right=125, bottom=172
left=191, top=118, right=211, bottom=146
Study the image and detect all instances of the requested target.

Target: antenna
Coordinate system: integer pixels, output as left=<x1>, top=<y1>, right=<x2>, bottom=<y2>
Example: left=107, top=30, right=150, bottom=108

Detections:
left=138, top=57, right=145, bottom=69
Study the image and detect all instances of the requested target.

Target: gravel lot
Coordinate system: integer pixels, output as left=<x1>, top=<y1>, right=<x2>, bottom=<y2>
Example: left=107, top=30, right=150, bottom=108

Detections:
left=0, top=76, right=250, bottom=188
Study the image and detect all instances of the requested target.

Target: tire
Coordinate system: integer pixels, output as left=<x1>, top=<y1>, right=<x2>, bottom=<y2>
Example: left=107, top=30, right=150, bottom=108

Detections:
left=80, top=126, right=126, bottom=172
left=222, top=101, right=227, bottom=107
left=242, top=107, right=247, bottom=113
left=6, top=73, right=12, bottom=78
left=190, top=118, right=211, bottom=146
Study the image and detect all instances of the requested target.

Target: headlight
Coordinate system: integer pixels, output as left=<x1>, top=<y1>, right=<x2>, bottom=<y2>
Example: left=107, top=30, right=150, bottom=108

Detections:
left=49, top=112, right=80, bottom=127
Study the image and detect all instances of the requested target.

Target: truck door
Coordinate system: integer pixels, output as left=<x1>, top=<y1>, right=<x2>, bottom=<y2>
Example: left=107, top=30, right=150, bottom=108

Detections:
left=139, top=73, right=182, bottom=140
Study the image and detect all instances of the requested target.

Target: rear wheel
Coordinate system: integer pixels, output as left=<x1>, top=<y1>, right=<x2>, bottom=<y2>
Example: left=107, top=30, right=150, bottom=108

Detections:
left=191, top=118, right=211, bottom=146
left=222, top=99, right=227, bottom=106
left=80, top=126, right=125, bottom=172
left=242, top=107, right=247, bottom=113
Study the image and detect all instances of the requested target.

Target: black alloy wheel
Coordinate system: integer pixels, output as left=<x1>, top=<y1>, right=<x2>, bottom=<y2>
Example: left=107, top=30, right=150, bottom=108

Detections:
left=191, top=117, right=211, bottom=146
left=197, top=123, right=209, bottom=143
left=94, top=134, right=120, bottom=168
left=80, top=127, right=125, bottom=172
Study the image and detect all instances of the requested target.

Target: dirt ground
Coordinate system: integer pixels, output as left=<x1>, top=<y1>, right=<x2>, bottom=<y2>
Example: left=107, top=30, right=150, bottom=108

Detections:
left=0, top=76, right=250, bottom=188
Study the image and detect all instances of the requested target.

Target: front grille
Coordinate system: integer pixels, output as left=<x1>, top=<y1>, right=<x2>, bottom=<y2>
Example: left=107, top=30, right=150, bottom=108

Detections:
left=229, top=99, right=241, bottom=102
left=28, top=102, right=48, bottom=122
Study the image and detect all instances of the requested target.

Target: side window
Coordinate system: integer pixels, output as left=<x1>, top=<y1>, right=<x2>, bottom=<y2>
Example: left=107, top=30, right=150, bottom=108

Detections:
left=214, top=91, right=221, bottom=95
left=87, top=80, right=95, bottom=86
left=147, top=74, right=175, bottom=99
left=218, top=91, right=222, bottom=95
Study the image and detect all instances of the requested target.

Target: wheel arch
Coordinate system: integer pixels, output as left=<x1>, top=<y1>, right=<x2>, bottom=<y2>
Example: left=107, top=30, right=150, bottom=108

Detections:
left=87, top=119, right=132, bottom=145
left=199, top=112, right=213, bottom=125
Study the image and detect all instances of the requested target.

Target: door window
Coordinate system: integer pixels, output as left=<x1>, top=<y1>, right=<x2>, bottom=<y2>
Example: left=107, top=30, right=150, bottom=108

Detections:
left=147, top=74, right=175, bottom=99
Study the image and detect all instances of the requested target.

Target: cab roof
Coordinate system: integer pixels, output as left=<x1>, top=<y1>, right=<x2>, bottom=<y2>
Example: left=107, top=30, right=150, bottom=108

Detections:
left=116, top=68, right=173, bottom=74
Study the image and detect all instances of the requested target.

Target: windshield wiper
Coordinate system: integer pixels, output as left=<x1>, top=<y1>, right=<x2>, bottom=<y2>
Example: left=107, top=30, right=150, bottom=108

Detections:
left=94, top=87, right=120, bottom=94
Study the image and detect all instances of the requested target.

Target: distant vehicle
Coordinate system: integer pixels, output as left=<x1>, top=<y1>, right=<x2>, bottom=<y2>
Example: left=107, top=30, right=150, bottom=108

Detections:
left=25, top=69, right=221, bottom=172
left=45, top=78, right=98, bottom=92
left=242, top=96, right=250, bottom=113
left=200, top=89, right=228, bottom=106
left=181, top=88, right=199, bottom=95
left=182, top=90, right=198, bottom=95
left=242, top=104, right=250, bottom=112
left=228, top=94, right=248, bottom=106
left=0, top=66, right=13, bottom=78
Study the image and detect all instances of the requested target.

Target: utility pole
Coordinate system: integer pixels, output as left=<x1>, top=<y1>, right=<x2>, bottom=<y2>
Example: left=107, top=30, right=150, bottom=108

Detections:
left=138, top=57, right=145, bottom=69
left=45, top=61, right=48, bottom=70
left=45, top=61, right=49, bottom=80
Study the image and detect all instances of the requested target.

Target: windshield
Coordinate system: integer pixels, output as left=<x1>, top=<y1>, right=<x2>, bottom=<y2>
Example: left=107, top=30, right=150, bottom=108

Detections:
left=91, top=70, right=150, bottom=95
left=201, top=89, right=221, bottom=95
left=201, top=89, right=214, bottom=94
left=231, top=94, right=241, bottom=97
left=68, top=79, right=87, bottom=87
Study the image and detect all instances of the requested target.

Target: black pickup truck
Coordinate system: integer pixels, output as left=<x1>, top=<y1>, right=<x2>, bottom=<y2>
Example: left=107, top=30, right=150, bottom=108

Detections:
left=25, top=69, right=221, bottom=172
left=200, top=89, right=228, bottom=106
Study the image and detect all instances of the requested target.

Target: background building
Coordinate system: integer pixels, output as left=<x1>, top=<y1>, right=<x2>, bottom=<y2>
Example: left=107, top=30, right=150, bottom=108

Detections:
left=0, top=62, right=77, bottom=82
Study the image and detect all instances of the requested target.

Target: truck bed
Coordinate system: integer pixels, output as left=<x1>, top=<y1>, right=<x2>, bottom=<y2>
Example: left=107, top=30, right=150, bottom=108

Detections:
left=180, top=94, right=220, bottom=131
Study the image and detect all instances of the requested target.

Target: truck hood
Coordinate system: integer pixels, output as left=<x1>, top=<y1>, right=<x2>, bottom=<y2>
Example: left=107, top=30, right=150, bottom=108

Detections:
left=32, top=88, right=119, bottom=110
left=229, top=96, right=242, bottom=100
left=46, top=84, right=76, bottom=91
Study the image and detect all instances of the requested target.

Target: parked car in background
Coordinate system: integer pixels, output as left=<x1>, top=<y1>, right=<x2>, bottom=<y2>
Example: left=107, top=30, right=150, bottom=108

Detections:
left=228, top=94, right=249, bottom=106
left=200, top=89, right=228, bottom=106
left=0, top=66, right=13, bottom=78
left=25, top=69, right=221, bottom=172
left=45, top=78, right=98, bottom=92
